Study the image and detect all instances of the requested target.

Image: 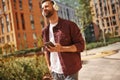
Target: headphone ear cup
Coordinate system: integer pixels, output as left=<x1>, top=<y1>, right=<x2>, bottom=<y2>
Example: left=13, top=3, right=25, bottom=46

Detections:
left=53, top=4, right=59, bottom=11
left=42, top=12, right=44, bottom=16
left=53, top=1, right=59, bottom=11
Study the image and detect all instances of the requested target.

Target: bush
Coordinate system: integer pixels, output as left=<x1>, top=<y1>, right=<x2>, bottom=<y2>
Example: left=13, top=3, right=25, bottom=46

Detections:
left=0, top=55, right=49, bottom=80
left=86, top=42, right=105, bottom=50
left=106, top=37, right=120, bottom=44
left=86, top=37, right=120, bottom=50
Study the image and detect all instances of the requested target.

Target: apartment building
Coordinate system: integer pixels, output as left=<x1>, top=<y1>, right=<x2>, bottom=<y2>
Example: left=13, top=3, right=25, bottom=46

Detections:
left=0, top=0, right=44, bottom=51
left=91, top=0, right=120, bottom=40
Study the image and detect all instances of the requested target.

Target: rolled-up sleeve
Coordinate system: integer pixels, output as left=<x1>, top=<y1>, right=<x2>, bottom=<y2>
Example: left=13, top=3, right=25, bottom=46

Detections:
left=69, top=22, right=85, bottom=52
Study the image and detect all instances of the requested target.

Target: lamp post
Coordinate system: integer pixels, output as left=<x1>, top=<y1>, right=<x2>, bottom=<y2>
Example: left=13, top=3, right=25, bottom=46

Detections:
left=99, top=17, right=106, bottom=45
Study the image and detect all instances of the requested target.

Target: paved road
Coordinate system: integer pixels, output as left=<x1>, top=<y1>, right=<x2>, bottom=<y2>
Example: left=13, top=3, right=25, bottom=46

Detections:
left=78, top=42, right=120, bottom=80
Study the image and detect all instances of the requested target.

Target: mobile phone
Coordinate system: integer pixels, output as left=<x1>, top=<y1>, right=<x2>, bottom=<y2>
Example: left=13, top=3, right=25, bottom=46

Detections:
left=44, top=42, right=55, bottom=47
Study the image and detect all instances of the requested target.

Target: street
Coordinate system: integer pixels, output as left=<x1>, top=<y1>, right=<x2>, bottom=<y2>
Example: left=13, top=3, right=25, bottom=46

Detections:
left=79, top=42, right=120, bottom=80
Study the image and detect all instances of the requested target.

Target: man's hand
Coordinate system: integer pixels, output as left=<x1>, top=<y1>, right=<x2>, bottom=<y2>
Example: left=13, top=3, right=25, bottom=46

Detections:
left=46, top=43, right=77, bottom=52
left=46, top=43, right=63, bottom=52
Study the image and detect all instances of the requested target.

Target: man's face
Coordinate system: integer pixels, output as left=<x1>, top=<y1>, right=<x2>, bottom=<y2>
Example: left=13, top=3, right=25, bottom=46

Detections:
left=41, top=1, right=55, bottom=18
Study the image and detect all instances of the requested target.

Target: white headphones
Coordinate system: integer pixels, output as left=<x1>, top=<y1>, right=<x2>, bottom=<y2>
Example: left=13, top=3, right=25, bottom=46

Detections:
left=52, top=0, right=59, bottom=11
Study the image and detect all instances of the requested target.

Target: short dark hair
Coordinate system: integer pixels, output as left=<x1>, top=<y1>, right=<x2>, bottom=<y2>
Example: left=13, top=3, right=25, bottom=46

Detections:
left=41, top=0, right=54, bottom=5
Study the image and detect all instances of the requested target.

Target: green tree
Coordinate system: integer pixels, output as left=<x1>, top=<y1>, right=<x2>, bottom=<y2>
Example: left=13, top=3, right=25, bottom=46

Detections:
left=76, top=0, right=93, bottom=31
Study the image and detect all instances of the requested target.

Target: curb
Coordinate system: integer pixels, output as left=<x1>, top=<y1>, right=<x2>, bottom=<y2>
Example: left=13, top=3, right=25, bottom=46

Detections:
left=81, top=50, right=117, bottom=60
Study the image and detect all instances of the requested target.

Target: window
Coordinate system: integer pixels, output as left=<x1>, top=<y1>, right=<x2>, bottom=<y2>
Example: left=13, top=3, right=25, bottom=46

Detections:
left=108, top=5, right=110, bottom=15
left=66, top=8, right=70, bottom=20
left=2, top=0, right=6, bottom=12
left=106, top=18, right=110, bottom=26
left=115, top=26, right=119, bottom=35
left=107, top=28, right=111, bottom=33
left=21, top=13, right=25, bottom=30
left=33, top=33, right=37, bottom=40
left=7, top=0, right=10, bottom=10
left=23, top=33, right=27, bottom=40
left=28, top=0, right=32, bottom=11
left=104, top=6, right=108, bottom=16
left=115, top=26, right=119, bottom=30
left=6, top=14, right=11, bottom=32
left=99, top=2, right=102, bottom=7
left=11, top=33, right=14, bottom=41
left=13, top=0, right=16, bottom=9
left=30, top=14, right=35, bottom=29
left=111, top=4, right=116, bottom=14
left=96, top=20, right=99, bottom=25
left=31, top=24, right=35, bottom=29
left=115, top=31, right=119, bottom=35
left=2, top=37, right=5, bottom=44
left=104, top=29, right=106, bottom=33
left=30, top=14, right=33, bottom=20
left=112, top=16, right=116, bottom=25
left=102, top=19, right=104, bottom=27
left=1, top=24, right=4, bottom=34
left=1, top=18, right=4, bottom=34
left=110, top=17, right=112, bottom=26
left=18, top=33, right=20, bottom=39
left=19, top=0, right=22, bottom=10
left=7, top=35, right=10, bottom=42
left=15, top=12, right=19, bottom=30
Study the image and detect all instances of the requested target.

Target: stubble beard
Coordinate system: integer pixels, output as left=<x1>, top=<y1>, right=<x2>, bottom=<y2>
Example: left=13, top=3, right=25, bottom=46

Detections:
left=45, top=9, right=54, bottom=18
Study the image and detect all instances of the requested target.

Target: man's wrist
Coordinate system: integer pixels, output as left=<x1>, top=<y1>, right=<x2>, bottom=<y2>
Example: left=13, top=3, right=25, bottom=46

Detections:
left=60, top=45, right=77, bottom=52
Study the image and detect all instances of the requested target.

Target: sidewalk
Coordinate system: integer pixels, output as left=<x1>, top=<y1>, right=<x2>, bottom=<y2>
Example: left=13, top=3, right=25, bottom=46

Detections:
left=78, top=42, right=120, bottom=80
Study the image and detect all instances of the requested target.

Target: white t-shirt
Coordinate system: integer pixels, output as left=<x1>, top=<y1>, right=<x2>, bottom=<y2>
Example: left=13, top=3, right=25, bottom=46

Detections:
left=49, top=23, right=63, bottom=74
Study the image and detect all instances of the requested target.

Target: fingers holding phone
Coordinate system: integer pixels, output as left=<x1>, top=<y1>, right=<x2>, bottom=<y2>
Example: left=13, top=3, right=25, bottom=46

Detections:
left=44, top=42, right=62, bottom=52
left=44, top=42, right=55, bottom=52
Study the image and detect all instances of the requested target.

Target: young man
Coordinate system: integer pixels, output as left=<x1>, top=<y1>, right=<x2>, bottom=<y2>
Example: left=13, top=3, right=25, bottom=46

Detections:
left=41, top=0, right=85, bottom=80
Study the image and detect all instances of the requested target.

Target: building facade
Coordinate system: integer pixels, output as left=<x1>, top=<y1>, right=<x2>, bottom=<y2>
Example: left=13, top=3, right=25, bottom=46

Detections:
left=57, top=2, right=80, bottom=26
left=91, top=0, right=120, bottom=40
left=0, top=0, right=44, bottom=51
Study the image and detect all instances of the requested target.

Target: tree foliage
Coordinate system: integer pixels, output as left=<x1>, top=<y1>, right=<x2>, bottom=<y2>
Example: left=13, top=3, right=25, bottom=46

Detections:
left=58, top=0, right=79, bottom=8
left=76, top=0, right=93, bottom=31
